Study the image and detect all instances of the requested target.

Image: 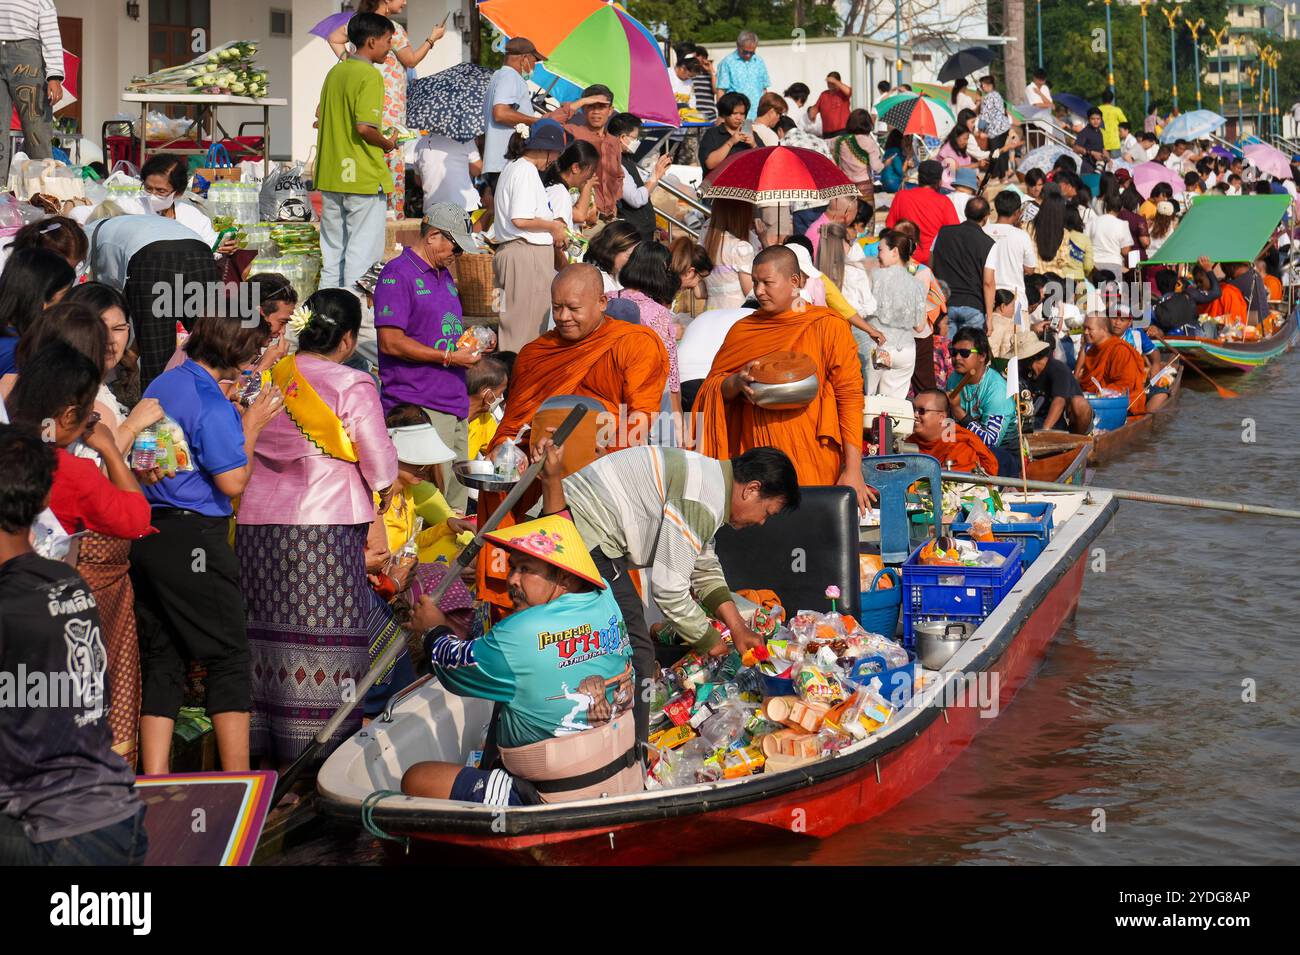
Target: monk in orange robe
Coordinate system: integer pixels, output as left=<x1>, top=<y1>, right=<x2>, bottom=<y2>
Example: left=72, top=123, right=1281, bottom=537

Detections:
left=910, top=389, right=999, bottom=474
left=695, top=245, right=872, bottom=510
left=477, top=264, right=669, bottom=613
left=1075, top=313, right=1147, bottom=415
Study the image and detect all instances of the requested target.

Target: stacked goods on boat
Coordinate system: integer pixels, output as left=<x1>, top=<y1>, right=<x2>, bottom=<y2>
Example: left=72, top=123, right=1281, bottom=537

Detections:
left=645, top=602, right=923, bottom=789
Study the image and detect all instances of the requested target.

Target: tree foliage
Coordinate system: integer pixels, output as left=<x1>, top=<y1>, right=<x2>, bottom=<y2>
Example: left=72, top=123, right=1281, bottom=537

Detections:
left=625, top=0, right=840, bottom=46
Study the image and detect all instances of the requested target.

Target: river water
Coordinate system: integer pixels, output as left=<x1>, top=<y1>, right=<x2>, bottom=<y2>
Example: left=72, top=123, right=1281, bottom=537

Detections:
left=276, top=353, right=1300, bottom=866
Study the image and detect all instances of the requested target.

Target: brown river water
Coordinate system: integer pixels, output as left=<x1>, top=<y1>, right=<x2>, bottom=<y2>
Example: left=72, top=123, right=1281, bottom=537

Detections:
left=274, top=353, right=1300, bottom=866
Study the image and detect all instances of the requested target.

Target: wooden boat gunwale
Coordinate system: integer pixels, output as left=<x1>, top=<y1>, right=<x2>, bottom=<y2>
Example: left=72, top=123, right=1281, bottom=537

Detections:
left=316, top=492, right=1118, bottom=846
left=1162, top=311, right=1298, bottom=372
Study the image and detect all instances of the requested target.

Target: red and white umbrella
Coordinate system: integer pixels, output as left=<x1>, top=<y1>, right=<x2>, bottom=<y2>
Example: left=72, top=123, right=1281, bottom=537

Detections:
left=700, top=145, right=858, bottom=205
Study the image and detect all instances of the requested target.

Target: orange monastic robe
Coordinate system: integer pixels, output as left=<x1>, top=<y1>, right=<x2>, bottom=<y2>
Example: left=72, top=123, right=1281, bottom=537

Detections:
left=914, top=425, right=1000, bottom=475
left=1200, top=281, right=1247, bottom=321
left=477, top=317, right=669, bottom=612
left=695, top=306, right=864, bottom=484
left=1077, top=334, right=1147, bottom=415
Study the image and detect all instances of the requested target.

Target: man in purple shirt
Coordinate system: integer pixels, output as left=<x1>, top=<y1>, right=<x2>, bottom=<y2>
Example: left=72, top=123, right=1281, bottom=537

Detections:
left=375, top=203, right=483, bottom=511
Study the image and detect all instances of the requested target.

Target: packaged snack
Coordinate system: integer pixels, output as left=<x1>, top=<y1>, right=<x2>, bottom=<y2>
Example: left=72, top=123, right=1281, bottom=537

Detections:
left=794, top=664, right=843, bottom=705
left=664, top=691, right=695, bottom=727
left=759, top=729, right=822, bottom=760
left=490, top=435, right=527, bottom=480
left=456, top=325, right=497, bottom=354
left=722, top=746, right=766, bottom=779
left=648, top=724, right=695, bottom=750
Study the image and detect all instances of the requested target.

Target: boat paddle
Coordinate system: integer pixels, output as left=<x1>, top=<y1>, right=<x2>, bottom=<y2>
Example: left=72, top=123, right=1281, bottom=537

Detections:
left=942, top=470, right=1300, bottom=520
left=270, top=403, right=590, bottom=806
left=1161, top=350, right=1239, bottom=399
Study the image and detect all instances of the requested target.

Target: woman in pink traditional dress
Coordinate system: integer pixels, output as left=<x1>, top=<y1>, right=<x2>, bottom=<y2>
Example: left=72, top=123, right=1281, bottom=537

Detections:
left=329, top=0, right=447, bottom=220
left=235, top=289, right=398, bottom=767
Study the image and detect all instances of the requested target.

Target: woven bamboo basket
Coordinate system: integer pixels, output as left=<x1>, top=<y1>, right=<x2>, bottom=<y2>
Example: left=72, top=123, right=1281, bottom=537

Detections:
left=452, top=250, right=498, bottom=318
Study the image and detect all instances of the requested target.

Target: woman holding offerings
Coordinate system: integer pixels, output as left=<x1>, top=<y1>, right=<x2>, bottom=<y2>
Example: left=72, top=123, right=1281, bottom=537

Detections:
left=236, top=289, right=398, bottom=767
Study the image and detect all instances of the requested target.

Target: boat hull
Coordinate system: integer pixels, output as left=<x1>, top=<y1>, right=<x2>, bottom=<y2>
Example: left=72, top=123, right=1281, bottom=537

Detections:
left=317, top=494, right=1118, bottom=865
left=1087, top=364, right=1183, bottom=465
left=1024, top=434, right=1091, bottom=485
left=1164, top=312, right=1298, bottom=373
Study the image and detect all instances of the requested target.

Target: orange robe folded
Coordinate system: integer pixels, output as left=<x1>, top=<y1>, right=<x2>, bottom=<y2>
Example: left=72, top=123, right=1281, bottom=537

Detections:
left=1077, top=335, right=1147, bottom=416
left=913, top=425, right=999, bottom=475
left=477, top=317, right=669, bottom=613
left=695, top=306, right=864, bottom=485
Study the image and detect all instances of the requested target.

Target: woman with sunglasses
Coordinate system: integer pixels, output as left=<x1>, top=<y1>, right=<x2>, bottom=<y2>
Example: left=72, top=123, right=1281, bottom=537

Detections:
left=945, top=326, right=1019, bottom=454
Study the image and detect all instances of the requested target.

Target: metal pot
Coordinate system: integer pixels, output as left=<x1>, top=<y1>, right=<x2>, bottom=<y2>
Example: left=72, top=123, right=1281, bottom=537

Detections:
left=749, top=374, right=819, bottom=410
left=913, top=619, right=977, bottom=670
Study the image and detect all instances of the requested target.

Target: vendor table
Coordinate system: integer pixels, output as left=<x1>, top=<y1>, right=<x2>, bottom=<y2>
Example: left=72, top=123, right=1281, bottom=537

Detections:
left=120, top=93, right=288, bottom=177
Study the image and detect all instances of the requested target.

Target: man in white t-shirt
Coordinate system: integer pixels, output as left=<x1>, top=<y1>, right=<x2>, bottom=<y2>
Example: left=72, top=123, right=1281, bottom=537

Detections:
left=982, top=189, right=1038, bottom=313
left=677, top=307, right=754, bottom=410
left=872, top=80, right=893, bottom=134
left=1118, top=123, right=1144, bottom=163
left=1025, top=69, right=1052, bottom=110
left=413, top=133, right=482, bottom=210
left=1086, top=191, right=1134, bottom=280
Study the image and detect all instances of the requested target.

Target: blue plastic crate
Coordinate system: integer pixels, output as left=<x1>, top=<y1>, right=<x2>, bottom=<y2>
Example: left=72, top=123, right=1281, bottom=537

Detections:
left=848, top=654, right=919, bottom=708
left=901, top=540, right=1023, bottom=647
left=949, top=502, right=1054, bottom=568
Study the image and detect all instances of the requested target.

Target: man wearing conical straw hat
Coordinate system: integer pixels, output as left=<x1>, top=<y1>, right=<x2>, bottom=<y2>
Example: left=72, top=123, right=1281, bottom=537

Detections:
left=400, top=514, right=642, bottom=806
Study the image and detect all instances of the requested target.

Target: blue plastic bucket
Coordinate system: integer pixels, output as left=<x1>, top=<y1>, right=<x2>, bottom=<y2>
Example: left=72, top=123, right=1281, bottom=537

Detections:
left=1087, top=392, right=1129, bottom=431
left=858, top=567, right=902, bottom=638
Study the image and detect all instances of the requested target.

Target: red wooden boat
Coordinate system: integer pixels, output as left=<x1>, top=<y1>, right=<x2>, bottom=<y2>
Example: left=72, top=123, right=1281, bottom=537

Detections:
left=1024, top=433, right=1091, bottom=485
left=316, top=490, right=1117, bottom=864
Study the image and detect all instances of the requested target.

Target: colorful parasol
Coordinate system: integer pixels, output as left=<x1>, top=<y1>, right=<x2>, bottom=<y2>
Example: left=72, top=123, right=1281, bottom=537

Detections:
left=478, top=0, right=679, bottom=126
left=700, top=146, right=858, bottom=205
left=875, top=93, right=956, bottom=138
left=1158, top=109, right=1225, bottom=144
left=1130, top=160, right=1183, bottom=199
left=1243, top=142, right=1294, bottom=180
left=309, top=11, right=351, bottom=41
left=407, top=63, right=493, bottom=141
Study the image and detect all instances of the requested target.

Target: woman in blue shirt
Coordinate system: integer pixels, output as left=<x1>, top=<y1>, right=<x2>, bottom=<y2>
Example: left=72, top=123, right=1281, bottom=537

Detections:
left=946, top=325, right=1018, bottom=452
left=128, top=313, right=285, bottom=776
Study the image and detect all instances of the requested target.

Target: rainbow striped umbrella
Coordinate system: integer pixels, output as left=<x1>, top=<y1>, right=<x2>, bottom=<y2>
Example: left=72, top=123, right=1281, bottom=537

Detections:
left=478, top=0, right=679, bottom=126
left=875, top=93, right=956, bottom=138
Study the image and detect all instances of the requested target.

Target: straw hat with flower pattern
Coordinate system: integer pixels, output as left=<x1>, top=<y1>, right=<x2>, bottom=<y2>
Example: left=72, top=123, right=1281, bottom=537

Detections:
left=483, top=514, right=606, bottom=589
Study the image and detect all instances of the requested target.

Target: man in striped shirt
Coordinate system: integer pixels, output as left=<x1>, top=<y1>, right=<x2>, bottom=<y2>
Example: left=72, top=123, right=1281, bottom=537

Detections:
left=537, top=443, right=800, bottom=742
left=0, top=0, right=64, bottom=182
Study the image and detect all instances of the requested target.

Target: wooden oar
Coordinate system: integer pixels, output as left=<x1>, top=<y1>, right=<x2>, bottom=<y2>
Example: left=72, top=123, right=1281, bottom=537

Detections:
left=941, top=470, right=1300, bottom=520
left=270, top=403, right=590, bottom=806
left=1162, top=348, right=1238, bottom=398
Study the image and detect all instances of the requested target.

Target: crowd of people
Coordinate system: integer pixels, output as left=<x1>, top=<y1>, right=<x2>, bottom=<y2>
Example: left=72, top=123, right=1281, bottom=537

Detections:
left=2, top=9, right=1297, bottom=862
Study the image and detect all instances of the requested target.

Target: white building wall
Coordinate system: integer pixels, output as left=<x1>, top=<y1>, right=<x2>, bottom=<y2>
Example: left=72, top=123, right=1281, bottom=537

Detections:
left=701, top=37, right=902, bottom=113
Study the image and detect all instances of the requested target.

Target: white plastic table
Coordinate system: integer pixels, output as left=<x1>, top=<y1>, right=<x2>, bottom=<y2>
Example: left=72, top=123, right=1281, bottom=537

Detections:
left=120, top=93, right=288, bottom=175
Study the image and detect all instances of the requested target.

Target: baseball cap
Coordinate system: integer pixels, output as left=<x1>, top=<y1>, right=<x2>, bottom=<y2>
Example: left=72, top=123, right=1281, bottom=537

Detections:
left=422, top=202, right=479, bottom=254
left=525, top=119, right=568, bottom=153
left=504, top=37, right=546, bottom=60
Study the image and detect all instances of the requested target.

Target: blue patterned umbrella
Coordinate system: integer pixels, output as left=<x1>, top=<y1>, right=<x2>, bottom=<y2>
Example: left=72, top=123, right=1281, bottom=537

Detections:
left=407, top=63, right=493, bottom=142
left=1018, top=143, right=1078, bottom=174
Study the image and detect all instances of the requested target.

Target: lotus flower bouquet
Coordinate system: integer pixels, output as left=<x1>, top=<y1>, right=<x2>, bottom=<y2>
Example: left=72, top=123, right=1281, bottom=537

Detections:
left=127, top=41, right=269, bottom=98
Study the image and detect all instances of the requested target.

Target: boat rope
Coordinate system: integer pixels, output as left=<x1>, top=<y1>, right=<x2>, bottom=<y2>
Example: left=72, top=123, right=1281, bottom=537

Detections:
left=360, top=790, right=410, bottom=853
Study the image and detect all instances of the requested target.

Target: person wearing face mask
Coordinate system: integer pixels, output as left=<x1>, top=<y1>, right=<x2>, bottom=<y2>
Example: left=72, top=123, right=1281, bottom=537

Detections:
left=139, top=154, right=237, bottom=254
left=609, top=112, right=671, bottom=241
left=481, top=38, right=606, bottom=189
left=465, top=354, right=509, bottom=460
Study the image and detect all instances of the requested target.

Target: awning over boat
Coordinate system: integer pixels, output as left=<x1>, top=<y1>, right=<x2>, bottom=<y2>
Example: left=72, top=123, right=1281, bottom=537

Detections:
left=1146, top=194, right=1292, bottom=265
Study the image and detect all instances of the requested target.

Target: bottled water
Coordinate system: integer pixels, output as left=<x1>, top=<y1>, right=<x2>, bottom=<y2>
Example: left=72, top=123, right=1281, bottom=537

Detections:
left=131, top=426, right=158, bottom=470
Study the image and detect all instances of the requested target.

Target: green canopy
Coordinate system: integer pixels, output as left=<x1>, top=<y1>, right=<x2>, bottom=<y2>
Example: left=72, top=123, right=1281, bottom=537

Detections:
left=1145, top=194, right=1292, bottom=265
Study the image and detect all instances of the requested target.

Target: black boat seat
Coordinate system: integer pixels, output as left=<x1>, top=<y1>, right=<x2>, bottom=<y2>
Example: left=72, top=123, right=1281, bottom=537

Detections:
left=714, top=485, right=860, bottom=620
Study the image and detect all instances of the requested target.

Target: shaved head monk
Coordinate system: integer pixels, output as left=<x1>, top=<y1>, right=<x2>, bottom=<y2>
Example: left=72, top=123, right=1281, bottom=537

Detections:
left=910, top=389, right=998, bottom=475
left=696, top=245, right=873, bottom=510
left=477, top=263, right=670, bottom=616
left=1076, top=313, right=1147, bottom=416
